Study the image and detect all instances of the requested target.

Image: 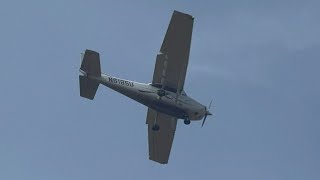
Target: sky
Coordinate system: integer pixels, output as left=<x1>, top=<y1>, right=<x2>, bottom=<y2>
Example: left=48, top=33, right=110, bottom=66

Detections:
left=1, top=0, right=320, bottom=179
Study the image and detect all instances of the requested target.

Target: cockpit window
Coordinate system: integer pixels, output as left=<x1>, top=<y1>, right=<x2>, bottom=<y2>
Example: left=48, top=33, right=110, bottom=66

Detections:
left=150, top=84, right=162, bottom=89
left=150, top=84, right=179, bottom=93
left=150, top=84, right=188, bottom=96
left=164, top=86, right=177, bottom=93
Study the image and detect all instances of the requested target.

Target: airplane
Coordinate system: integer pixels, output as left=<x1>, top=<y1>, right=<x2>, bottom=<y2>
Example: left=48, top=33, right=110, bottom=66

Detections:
left=79, top=10, right=212, bottom=164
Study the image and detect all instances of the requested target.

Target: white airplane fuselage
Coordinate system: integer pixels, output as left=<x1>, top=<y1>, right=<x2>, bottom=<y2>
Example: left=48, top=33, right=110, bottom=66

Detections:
left=87, top=73, right=207, bottom=121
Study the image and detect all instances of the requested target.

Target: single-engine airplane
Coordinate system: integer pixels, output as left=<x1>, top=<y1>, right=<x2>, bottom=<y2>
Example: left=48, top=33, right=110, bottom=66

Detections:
left=79, top=10, right=212, bottom=164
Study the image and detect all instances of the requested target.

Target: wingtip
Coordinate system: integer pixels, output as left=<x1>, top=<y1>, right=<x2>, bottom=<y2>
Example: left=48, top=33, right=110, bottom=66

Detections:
left=173, top=10, right=194, bottom=19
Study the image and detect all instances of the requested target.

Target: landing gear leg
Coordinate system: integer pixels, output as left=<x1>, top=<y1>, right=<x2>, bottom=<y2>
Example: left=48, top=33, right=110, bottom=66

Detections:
left=184, top=119, right=191, bottom=125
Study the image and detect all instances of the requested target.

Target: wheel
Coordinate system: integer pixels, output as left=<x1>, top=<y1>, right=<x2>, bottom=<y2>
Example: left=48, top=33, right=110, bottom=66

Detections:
left=184, top=119, right=191, bottom=125
left=157, top=89, right=166, bottom=97
left=152, top=124, right=160, bottom=131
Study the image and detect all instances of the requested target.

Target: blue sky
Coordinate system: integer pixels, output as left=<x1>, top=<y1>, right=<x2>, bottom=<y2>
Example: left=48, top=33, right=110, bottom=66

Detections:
left=1, top=0, right=319, bottom=179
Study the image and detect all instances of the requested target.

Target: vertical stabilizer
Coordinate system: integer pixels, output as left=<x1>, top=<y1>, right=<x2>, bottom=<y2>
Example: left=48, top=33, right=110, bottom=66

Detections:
left=80, top=49, right=101, bottom=77
left=79, top=49, right=101, bottom=100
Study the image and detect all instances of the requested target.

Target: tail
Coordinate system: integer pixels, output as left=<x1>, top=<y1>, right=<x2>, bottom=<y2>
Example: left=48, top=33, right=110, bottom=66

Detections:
left=79, top=49, right=101, bottom=100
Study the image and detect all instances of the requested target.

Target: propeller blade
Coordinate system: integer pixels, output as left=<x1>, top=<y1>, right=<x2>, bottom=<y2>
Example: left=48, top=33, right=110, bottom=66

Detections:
left=208, top=99, right=213, bottom=109
left=202, top=100, right=213, bottom=127
left=201, top=115, right=207, bottom=127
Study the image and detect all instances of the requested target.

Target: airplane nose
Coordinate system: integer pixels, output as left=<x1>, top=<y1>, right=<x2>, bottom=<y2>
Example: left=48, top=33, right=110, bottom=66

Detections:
left=206, top=110, right=212, bottom=116
left=204, top=100, right=213, bottom=116
left=201, top=106, right=213, bottom=127
left=203, top=105, right=212, bottom=116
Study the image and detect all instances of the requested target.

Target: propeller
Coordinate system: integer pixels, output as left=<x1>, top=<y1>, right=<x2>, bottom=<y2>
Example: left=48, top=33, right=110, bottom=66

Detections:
left=202, top=99, right=213, bottom=127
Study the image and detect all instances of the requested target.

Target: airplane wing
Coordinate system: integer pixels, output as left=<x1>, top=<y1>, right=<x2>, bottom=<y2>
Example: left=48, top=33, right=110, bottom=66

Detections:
left=146, top=108, right=177, bottom=164
left=152, top=10, right=194, bottom=92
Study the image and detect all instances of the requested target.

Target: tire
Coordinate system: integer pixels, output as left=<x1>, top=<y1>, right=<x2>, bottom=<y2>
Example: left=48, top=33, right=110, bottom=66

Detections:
left=152, top=124, right=160, bottom=131
left=157, top=89, right=166, bottom=97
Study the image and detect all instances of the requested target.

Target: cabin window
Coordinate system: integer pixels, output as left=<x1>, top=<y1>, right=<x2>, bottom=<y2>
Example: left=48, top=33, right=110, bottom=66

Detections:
left=150, top=84, right=162, bottom=89
left=151, top=84, right=182, bottom=94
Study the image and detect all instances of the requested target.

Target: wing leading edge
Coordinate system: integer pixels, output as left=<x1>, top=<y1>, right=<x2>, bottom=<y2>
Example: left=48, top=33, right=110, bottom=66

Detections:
left=146, top=108, right=177, bottom=164
left=152, top=10, right=194, bottom=92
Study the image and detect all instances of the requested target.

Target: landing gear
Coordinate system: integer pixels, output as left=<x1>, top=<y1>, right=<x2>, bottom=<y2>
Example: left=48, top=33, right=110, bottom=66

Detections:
left=184, top=119, right=191, bottom=125
left=152, top=124, right=160, bottom=131
left=157, top=89, right=166, bottom=97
